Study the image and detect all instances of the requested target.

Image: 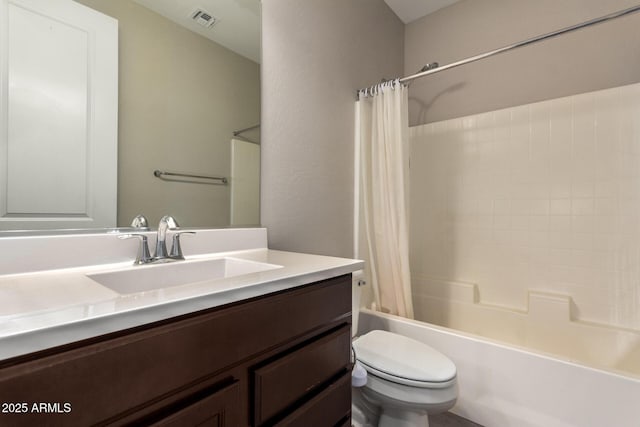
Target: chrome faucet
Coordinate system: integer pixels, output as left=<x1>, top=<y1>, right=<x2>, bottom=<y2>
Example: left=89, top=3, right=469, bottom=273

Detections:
left=154, top=215, right=179, bottom=260
left=120, top=215, right=194, bottom=265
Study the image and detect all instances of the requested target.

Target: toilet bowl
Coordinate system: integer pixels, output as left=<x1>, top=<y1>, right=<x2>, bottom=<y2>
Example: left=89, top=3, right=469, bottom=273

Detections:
left=352, top=330, right=458, bottom=427
left=351, top=275, right=457, bottom=426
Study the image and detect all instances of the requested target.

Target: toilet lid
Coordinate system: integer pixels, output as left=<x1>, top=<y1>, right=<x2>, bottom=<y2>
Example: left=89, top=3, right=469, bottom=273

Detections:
left=353, top=330, right=456, bottom=387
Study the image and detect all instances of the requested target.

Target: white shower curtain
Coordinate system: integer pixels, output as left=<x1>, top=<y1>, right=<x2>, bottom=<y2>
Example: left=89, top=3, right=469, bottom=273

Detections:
left=356, top=79, right=414, bottom=319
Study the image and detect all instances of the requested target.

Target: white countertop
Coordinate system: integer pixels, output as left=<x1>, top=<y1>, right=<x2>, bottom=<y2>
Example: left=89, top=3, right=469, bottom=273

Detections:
left=0, top=248, right=363, bottom=361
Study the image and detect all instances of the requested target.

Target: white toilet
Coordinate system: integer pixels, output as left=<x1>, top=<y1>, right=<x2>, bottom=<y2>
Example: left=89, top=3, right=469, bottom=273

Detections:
left=351, top=280, right=458, bottom=427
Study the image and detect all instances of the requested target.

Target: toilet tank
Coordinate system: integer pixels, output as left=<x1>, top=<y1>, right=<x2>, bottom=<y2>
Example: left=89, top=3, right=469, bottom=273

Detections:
left=352, top=271, right=365, bottom=337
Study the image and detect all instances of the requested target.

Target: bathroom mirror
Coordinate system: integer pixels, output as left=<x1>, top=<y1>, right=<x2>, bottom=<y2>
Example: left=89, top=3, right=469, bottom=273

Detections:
left=0, top=0, right=261, bottom=232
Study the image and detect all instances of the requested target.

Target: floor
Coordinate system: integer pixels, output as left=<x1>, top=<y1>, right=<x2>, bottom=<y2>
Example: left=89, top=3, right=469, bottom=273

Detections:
left=430, top=412, right=483, bottom=427
left=352, top=411, right=482, bottom=427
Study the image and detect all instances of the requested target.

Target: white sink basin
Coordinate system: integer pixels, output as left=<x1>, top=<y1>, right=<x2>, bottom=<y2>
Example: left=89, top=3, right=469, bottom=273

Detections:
left=87, top=257, right=281, bottom=295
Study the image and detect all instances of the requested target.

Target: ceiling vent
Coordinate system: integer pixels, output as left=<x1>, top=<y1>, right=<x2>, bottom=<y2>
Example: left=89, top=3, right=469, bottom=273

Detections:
left=191, top=8, right=217, bottom=28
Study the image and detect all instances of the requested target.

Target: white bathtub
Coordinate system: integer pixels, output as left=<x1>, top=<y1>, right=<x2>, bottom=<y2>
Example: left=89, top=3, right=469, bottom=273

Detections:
left=358, top=308, right=640, bottom=427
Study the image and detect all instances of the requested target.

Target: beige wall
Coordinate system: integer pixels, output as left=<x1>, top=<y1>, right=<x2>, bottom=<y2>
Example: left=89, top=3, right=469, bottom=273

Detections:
left=78, top=0, right=260, bottom=227
left=405, top=0, right=640, bottom=125
left=261, top=0, right=404, bottom=257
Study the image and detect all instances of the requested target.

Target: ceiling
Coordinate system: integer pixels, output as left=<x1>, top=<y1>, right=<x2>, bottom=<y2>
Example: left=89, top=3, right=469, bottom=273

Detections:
left=133, top=0, right=261, bottom=63
left=132, top=0, right=458, bottom=64
left=384, top=0, right=460, bottom=24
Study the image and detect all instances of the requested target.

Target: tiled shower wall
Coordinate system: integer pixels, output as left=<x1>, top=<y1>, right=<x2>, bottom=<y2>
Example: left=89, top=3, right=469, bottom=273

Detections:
left=409, top=82, right=640, bottom=331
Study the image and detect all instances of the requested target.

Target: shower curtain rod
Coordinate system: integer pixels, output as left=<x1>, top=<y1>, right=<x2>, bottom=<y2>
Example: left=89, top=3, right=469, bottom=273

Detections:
left=359, top=4, right=640, bottom=93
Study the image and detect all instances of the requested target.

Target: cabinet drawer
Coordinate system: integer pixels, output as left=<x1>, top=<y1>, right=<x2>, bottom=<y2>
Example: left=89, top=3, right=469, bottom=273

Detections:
left=148, top=380, right=240, bottom=427
left=275, top=372, right=351, bottom=427
left=253, top=325, right=351, bottom=426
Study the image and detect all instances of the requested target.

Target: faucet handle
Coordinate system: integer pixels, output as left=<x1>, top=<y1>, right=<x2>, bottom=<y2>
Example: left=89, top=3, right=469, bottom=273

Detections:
left=170, top=231, right=196, bottom=260
left=118, top=233, right=152, bottom=265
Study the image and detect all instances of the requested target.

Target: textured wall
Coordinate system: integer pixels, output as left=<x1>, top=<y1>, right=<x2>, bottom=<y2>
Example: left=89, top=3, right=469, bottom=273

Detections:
left=410, top=82, right=640, bottom=332
left=78, top=0, right=260, bottom=228
left=261, top=0, right=403, bottom=257
left=405, top=0, right=640, bottom=125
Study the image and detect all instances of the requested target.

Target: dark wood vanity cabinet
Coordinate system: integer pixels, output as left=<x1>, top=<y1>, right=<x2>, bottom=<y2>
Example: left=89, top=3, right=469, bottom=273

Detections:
left=0, top=274, right=352, bottom=427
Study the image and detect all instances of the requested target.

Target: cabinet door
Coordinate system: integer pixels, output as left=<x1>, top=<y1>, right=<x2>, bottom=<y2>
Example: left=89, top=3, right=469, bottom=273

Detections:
left=149, top=380, right=240, bottom=427
left=0, top=0, right=117, bottom=229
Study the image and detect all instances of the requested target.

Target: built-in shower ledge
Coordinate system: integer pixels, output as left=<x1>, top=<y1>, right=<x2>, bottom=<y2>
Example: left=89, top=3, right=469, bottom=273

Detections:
left=412, top=276, right=640, bottom=377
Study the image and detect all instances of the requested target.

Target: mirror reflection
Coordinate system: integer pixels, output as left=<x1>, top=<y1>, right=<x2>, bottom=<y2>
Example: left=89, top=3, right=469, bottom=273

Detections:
left=0, top=0, right=261, bottom=231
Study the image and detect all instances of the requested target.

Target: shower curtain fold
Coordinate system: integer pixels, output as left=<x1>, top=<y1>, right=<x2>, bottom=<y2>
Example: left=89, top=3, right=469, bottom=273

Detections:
left=356, top=80, right=414, bottom=319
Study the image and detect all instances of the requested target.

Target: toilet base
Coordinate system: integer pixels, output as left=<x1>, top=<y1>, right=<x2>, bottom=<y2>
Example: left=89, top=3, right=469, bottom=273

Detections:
left=352, top=387, right=379, bottom=427
left=379, top=407, right=429, bottom=427
left=353, top=387, right=433, bottom=427
left=354, top=376, right=457, bottom=427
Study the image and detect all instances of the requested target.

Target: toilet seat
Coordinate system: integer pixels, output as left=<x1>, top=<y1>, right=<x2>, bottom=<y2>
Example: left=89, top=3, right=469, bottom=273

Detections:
left=354, top=330, right=457, bottom=389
